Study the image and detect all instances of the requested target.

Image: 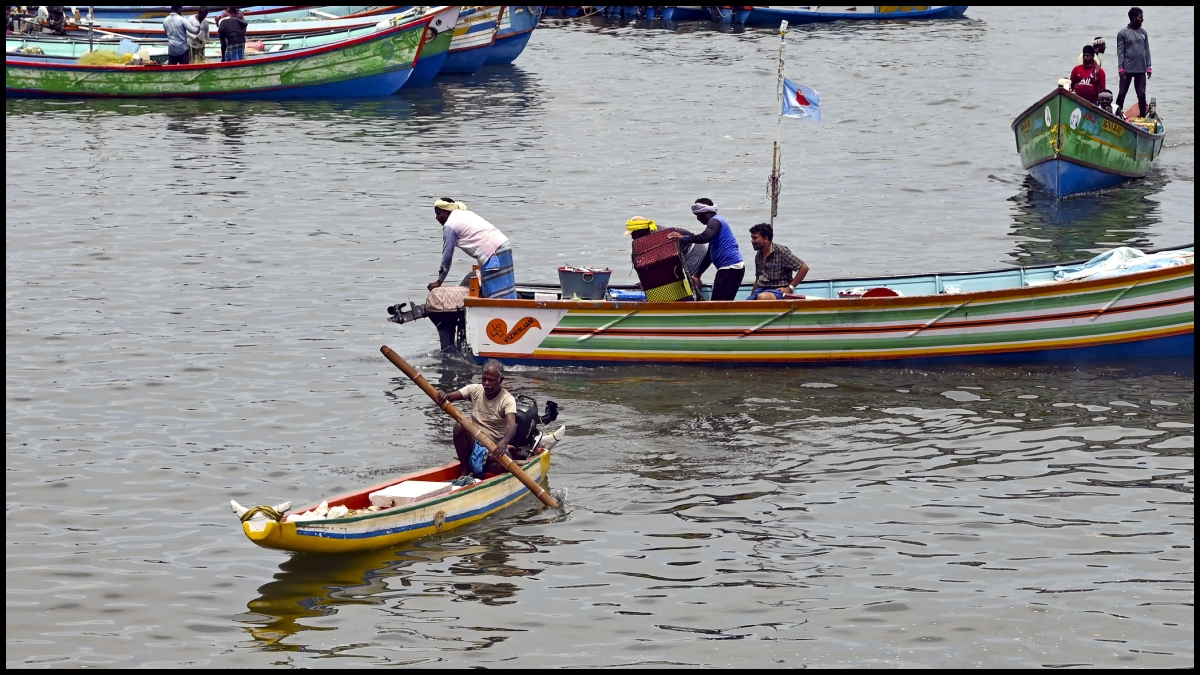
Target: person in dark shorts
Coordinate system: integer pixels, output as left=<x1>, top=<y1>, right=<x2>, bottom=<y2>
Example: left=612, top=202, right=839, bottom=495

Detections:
left=666, top=198, right=745, bottom=301
left=747, top=223, right=810, bottom=300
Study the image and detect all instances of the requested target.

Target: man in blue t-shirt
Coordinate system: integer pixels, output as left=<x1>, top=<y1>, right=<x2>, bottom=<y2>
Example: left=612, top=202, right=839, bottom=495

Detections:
left=667, top=198, right=745, bottom=301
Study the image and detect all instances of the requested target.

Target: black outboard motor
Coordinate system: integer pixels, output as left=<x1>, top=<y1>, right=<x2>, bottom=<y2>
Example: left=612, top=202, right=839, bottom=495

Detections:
left=510, top=394, right=560, bottom=460
left=387, top=286, right=469, bottom=352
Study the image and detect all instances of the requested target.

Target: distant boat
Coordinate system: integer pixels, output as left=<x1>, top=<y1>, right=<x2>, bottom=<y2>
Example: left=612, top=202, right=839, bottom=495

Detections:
left=743, top=6, right=968, bottom=25
left=438, top=5, right=500, bottom=74
left=6, top=7, right=458, bottom=99
left=486, top=6, right=542, bottom=65
left=1012, top=88, right=1166, bottom=199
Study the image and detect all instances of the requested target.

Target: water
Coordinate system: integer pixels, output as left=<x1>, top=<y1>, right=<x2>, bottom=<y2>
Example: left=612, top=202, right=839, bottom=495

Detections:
left=5, top=7, right=1194, bottom=668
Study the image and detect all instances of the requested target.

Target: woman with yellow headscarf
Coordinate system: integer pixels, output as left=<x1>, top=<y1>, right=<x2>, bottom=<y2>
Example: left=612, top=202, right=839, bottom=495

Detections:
left=624, top=216, right=708, bottom=291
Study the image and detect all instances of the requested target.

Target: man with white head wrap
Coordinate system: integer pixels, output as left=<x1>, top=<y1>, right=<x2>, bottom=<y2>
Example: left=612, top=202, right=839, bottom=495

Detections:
left=667, top=198, right=745, bottom=301
left=429, top=197, right=517, bottom=299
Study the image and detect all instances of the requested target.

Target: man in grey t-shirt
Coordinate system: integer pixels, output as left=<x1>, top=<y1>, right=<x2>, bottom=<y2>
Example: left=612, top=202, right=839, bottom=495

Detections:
left=1115, top=7, right=1152, bottom=118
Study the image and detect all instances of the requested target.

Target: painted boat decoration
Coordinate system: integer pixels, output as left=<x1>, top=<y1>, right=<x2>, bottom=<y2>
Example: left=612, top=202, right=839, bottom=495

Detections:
left=1012, top=88, right=1165, bottom=199
left=486, top=6, right=543, bottom=65
left=235, top=429, right=565, bottom=554
left=392, top=245, right=1193, bottom=367
left=6, top=7, right=460, bottom=99
left=439, top=5, right=500, bottom=74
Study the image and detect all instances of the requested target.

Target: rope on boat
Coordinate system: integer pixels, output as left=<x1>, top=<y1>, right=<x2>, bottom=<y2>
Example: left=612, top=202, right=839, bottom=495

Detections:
left=239, top=504, right=284, bottom=523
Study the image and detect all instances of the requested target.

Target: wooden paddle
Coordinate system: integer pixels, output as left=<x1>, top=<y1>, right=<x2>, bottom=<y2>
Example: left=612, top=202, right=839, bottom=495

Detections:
left=380, top=346, right=560, bottom=508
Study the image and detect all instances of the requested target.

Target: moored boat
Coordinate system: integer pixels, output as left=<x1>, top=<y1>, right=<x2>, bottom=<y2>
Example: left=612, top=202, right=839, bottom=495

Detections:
left=238, top=448, right=556, bottom=553
left=485, top=6, right=543, bottom=65
left=439, top=5, right=500, bottom=74
left=6, top=7, right=459, bottom=99
left=65, top=8, right=410, bottom=39
left=391, top=245, right=1193, bottom=366
left=1012, top=87, right=1165, bottom=199
left=744, top=6, right=968, bottom=25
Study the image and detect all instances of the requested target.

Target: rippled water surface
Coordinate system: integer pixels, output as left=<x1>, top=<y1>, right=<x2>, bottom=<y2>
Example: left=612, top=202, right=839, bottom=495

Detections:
left=6, top=6, right=1194, bottom=668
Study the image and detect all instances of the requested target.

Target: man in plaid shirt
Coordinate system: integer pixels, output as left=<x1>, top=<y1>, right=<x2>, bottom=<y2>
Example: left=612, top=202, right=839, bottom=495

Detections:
left=748, top=223, right=810, bottom=300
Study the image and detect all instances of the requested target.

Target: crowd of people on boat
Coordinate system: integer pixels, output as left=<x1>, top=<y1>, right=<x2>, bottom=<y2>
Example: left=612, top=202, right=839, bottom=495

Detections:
left=427, top=197, right=810, bottom=303
left=161, top=6, right=248, bottom=64
left=1066, top=6, right=1153, bottom=120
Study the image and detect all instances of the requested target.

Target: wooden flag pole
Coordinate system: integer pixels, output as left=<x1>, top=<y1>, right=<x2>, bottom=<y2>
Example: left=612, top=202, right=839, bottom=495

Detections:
left=768, top=19, right=789, bottom=227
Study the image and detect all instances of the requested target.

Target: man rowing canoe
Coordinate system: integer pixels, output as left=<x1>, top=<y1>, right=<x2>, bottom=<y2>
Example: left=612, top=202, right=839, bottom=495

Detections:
left=435, top=359, right=518, bottom=484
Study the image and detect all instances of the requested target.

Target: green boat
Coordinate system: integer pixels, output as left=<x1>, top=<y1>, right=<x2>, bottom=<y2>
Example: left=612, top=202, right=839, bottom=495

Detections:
left=1011, top=87, right=1165, bottom=198
left=5, top=6, right=458, bottom=99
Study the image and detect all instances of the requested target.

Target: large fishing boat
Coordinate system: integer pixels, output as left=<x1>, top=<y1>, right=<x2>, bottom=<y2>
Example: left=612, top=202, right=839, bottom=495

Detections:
left=1012, top=87, right=1166, bottom=198
left=5, top=7, right=458, bottom=99
left=390, top=245, right=1194, bottom=367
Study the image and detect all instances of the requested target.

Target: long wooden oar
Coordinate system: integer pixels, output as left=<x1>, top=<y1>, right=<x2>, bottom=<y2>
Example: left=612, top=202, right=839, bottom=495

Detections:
left=380, top=346, right=560, bottom=508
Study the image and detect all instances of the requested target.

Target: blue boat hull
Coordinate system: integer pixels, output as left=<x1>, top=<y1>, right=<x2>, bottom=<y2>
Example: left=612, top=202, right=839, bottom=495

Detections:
left=439, top=43, right=494, bottom=74
left=746, top=5, right=968, bottom=25
left=1027, top=158, right=1131, bottom=199
left=487, top=30, right=533, bottom=64
left=403, top=50, right=449, bottom=87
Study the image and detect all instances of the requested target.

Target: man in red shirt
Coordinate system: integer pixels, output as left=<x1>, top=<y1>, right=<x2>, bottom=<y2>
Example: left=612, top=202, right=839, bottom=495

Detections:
left=1070, top=44, right=1106, bottom=104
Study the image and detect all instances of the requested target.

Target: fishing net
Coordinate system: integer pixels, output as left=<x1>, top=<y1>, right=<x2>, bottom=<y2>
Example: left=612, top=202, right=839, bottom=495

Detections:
left=78, top=50, right=133, bottom=66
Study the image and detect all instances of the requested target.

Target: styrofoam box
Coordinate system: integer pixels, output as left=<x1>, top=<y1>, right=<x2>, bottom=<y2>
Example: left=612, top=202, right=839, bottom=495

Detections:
left=369, top=481, right=453, bottom=508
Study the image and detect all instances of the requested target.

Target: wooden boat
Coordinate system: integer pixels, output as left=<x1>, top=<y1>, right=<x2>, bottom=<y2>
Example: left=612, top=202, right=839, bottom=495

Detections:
left=486, top=6, right=543, bottom=65
left=399, top=245, right=1193, bottom=366
left=744, top=6, right=967, bottom=25
left=439, top=5, right=500, bottom=75
left=1012, top=88, right=1166, bottom=199
left=66, top=8, right=410, bottom=39
left=6, top=7, right=459, bottom=99
left=238, top=443, right=557, bottom=554
left=83, top=6, right=401, bottom=22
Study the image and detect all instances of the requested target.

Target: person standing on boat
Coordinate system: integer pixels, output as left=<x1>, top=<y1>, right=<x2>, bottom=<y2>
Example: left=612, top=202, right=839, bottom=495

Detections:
left=1078, top=37, right=1106, bottom=69
left=1115, top=7, right=1151, bottom=119
left=747, top=223, right=809, bottom=300
left=666, top=198, right=745, bottom=301
left=1070, top=45, right=1106, bottom=104
left=187, top=7, right=212, bottom=64
left=163, top=6, right=198, bottom=66
left=217, top=6, right=248, bottom=62
left=435, top=360, right=518, bottom=482
left=428, top=198, right=517, bottom=299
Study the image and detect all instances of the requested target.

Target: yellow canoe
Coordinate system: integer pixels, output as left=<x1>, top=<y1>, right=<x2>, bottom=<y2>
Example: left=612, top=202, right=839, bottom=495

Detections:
left=239, top=449, right=552, bottom=554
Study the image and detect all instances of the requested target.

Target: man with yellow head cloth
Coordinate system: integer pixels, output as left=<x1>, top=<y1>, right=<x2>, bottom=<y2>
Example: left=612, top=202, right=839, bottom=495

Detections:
left=625, top=216, right=707, bottom=286
left=429, top=197, right=516, bottom=299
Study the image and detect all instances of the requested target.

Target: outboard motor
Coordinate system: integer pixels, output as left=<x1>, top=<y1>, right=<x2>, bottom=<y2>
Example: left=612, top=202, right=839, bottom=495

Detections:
left=388, top=286, right=469, bottom=352
left=510, top=394, right=560, bottom=460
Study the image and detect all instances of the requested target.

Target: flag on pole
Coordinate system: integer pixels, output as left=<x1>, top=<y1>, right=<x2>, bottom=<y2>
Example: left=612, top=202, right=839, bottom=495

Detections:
left=782, top=78, right=821, bottom=121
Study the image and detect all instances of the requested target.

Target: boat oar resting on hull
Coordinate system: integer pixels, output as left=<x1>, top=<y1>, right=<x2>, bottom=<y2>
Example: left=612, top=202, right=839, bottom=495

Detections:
left=233, top=411, right=565, bottom=554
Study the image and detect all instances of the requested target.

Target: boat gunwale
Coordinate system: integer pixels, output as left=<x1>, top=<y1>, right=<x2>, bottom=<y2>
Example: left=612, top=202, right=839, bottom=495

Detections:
left=5, top=8, right=439, bottom=73
left=1010, top=87, right=1165, bottom=140
left=286, top=448, right=549, bottom=526
left=466, top=246, right=1194, bottom=313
